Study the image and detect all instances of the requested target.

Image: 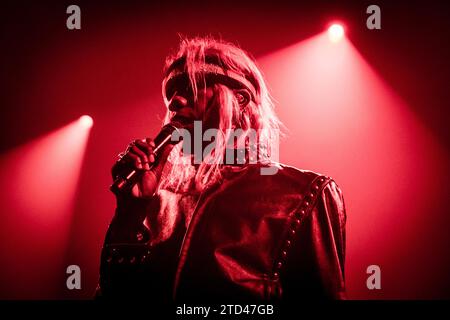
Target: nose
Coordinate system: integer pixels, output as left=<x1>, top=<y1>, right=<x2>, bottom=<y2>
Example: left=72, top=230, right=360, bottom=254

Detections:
left=168, top=95, right=189, bottom=112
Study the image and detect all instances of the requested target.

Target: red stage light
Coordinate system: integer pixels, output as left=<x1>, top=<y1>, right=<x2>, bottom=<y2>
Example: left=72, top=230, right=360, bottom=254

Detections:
left=0, top=117, right=93, bottom=299
left=79, top=115, right=93, bottom=129
left=328, top=24, right=344, bottom=42
left=258, top=32, right=449, bottom=299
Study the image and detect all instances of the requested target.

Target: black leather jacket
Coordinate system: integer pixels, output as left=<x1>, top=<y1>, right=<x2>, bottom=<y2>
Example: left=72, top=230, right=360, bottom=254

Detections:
left=97, top=163, right=346, bottom=301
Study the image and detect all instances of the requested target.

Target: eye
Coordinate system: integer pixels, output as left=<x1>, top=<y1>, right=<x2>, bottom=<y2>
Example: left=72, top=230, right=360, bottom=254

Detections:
left=235, top=90, right=250, bottom=106
left=166, top=75, right=193, bottom=101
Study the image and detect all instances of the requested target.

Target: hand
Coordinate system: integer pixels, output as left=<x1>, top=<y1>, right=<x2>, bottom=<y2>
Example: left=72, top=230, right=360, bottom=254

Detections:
left=113, top=138, right=173, bottom=198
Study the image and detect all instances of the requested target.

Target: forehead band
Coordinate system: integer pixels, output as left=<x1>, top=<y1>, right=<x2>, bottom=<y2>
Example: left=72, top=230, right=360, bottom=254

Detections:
left=162, top=63, right=258, bottom=103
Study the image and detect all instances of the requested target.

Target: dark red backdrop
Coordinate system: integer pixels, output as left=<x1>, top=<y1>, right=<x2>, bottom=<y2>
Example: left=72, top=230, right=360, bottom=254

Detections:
left=1, top=0, right=449, bottom=299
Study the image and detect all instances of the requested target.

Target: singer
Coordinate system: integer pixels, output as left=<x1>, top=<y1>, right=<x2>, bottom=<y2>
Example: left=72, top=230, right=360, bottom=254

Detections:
left=96, top=37, right=347, bottom=302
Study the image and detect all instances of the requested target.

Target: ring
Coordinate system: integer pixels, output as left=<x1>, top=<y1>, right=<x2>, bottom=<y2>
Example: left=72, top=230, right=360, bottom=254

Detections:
left=117, top=152, right=127, bottom=161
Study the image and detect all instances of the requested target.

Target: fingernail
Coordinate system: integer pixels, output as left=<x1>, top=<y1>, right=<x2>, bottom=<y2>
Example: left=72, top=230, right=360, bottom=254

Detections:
left=150, top=141, right=155, bottom=148
left=137, top=162, right=142, bottom=169
left=149, top=154, right=155, bottom=163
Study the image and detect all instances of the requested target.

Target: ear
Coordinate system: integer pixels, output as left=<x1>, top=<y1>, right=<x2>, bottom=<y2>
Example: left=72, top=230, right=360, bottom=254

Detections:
left=234, top=89, right=251, bottom=107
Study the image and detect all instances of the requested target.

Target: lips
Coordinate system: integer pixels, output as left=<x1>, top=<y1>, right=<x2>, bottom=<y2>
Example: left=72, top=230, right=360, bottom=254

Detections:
left=171, top=113, right=195, bottom=125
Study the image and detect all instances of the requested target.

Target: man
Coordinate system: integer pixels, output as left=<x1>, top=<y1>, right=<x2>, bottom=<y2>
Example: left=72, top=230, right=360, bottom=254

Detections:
left=97, top=37, right=347, bottom=302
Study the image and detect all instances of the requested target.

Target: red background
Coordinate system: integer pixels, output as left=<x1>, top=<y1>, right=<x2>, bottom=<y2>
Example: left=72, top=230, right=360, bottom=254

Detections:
left=1, top=0, right=449, bottom=299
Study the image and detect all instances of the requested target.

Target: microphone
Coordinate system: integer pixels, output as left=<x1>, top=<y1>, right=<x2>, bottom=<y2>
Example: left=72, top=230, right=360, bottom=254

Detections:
left=110, top=123, right=181, bottom=194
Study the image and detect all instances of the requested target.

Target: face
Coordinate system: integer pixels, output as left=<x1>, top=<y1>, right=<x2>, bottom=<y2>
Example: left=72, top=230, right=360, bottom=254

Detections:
left=167, top=79, right=223, bottom=133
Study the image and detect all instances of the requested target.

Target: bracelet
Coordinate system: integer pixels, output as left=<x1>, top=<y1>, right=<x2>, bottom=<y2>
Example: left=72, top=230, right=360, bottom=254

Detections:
left=103, top=243, right=152, bottom=265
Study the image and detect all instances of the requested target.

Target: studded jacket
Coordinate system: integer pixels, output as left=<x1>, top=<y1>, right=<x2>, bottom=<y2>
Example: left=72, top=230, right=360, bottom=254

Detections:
left=97, top=163, right=347, bottom=301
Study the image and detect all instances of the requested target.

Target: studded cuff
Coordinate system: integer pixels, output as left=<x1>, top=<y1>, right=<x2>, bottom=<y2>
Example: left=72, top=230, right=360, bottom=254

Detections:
left=102, top=243, right=153, bottom=266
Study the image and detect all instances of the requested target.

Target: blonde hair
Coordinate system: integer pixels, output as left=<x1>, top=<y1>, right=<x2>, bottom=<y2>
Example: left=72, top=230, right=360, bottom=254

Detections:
left=147, top=37, right=282, bottom=244
left=160, top=36, right=282, bottom=192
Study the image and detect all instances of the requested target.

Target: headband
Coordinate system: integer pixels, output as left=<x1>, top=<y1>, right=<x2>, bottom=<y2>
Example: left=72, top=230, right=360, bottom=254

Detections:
left=162, top=62, right=258, bottom=103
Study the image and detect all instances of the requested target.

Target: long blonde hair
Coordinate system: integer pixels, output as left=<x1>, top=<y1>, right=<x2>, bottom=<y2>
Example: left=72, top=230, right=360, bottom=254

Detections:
left=160, top=36, right=282, bottom=192
left=147, top=37, right=282, bottom=244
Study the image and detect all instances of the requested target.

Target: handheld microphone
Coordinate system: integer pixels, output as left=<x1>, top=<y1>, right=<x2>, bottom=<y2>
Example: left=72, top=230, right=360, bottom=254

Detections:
left=110, top=123, right=181, bottom=194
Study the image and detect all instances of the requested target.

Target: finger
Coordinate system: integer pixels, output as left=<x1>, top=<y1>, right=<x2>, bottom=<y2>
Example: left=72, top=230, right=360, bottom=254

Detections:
left=130, top=146, right=155, bottom=170
left=122, top=147, right=152, bottom=167
left=127, top=152, right=143, bottom=170
left=145, top=138, right=156, bottom=148
left=134, top=139, right=154, bottom=157
left=130, top=145, right=150, bottom=170
left=118, top=151, right=136, bottom=165
left=136, top=138, right=156, bottom=163
left=130, top=145, right=148, bottom=162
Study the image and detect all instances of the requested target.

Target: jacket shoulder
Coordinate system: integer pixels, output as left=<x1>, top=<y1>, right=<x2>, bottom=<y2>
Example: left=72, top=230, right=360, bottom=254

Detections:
left=262, top=162, right=329, bottom=192
left=226, top=163, right=334, bottom=201
left=277, top=163, right=325, bottom=181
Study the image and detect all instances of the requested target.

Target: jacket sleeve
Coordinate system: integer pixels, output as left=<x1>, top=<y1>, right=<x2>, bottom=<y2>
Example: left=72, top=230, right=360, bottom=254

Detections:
left=95, top=189, right=158, bottom=299
left=280, top=179, right=347, bottom=300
